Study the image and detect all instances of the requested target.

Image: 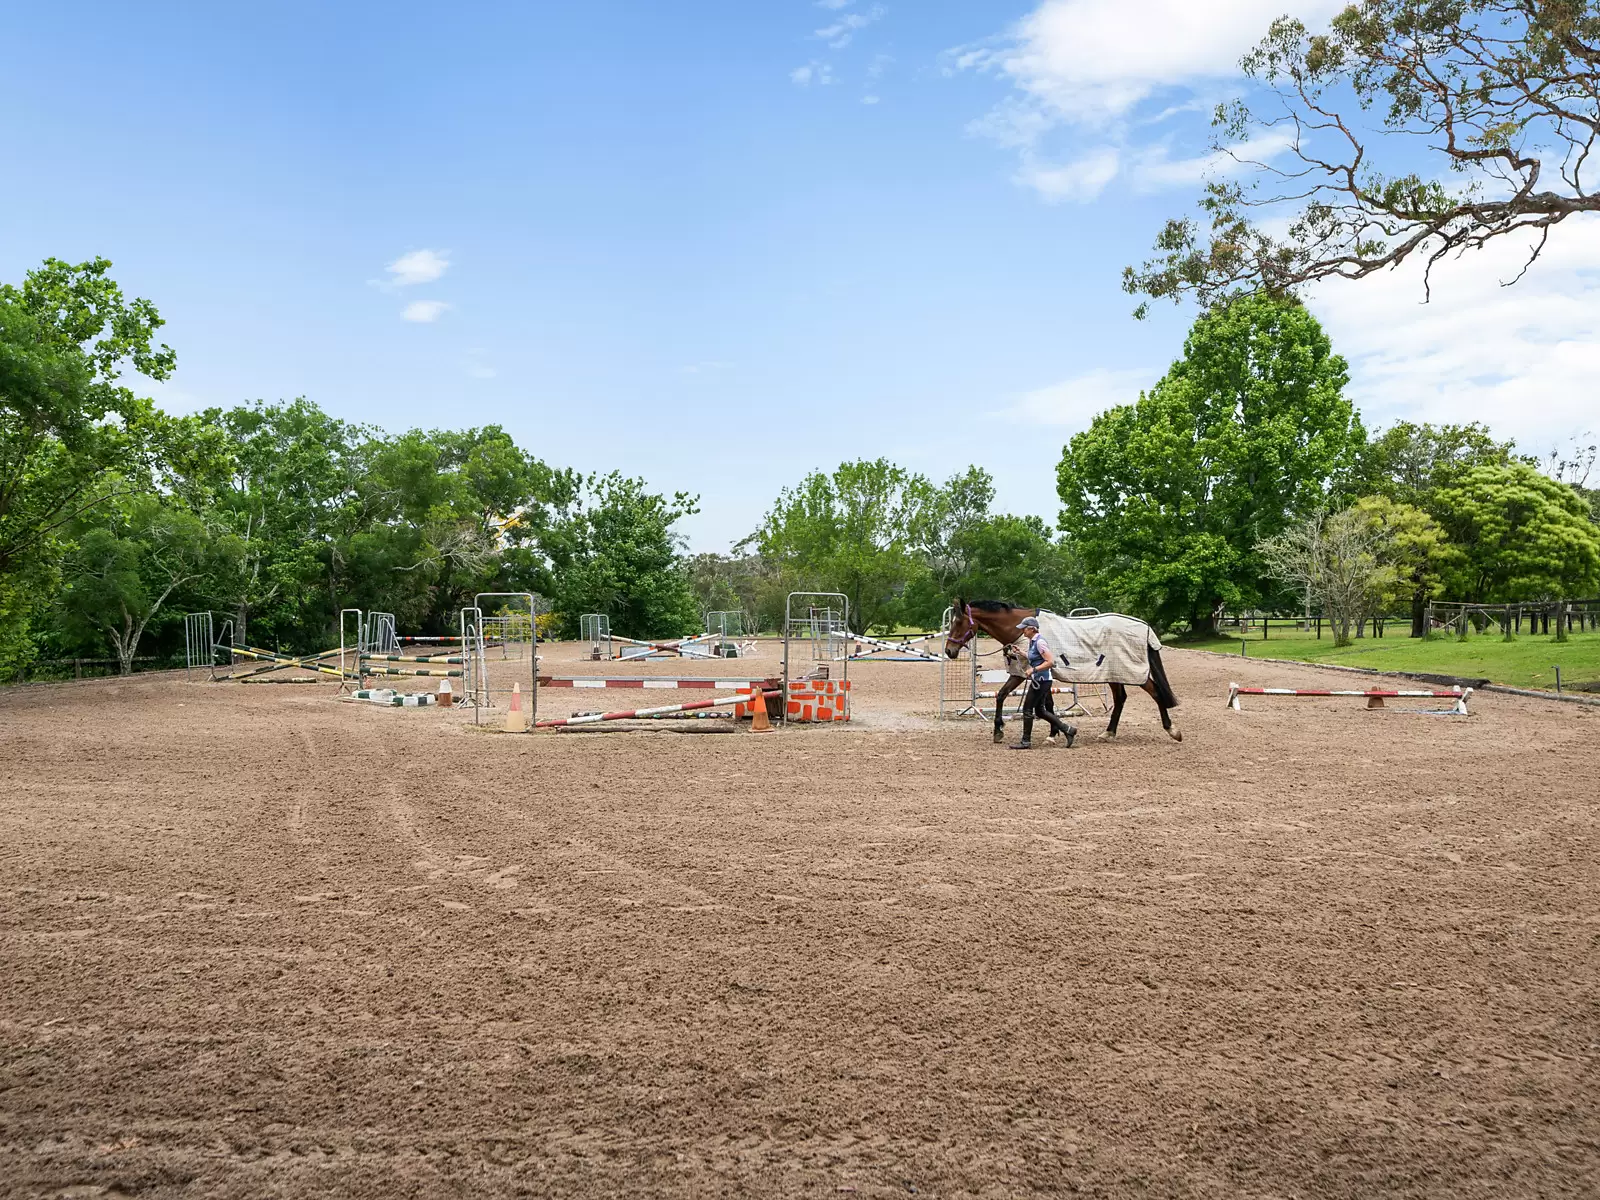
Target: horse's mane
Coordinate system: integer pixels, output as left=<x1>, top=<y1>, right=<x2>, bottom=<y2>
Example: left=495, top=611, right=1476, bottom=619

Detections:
left=968, top=599, right=1029, bottom=613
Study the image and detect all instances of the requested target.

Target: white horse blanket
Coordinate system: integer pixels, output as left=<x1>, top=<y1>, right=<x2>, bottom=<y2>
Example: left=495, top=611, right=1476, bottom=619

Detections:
left=1033, top=610, right=1162, bottom=686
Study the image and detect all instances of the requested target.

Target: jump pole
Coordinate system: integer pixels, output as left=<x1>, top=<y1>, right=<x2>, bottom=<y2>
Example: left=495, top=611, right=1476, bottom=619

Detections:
left=538, top=675, right=778, bottom=691
left=1227, top=683, right=1471, bottom=715
left=844, top=632, right=941, bottom=662
left=534, top=688, right=780, bottom=728
left=218, top=644, right=348, bottom=680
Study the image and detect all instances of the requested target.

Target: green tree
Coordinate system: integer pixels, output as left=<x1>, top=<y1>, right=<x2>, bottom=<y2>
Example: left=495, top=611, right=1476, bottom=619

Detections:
left=954, top=516, right=1085, bottom=613
left=1057, top=294, right=1365, bottom=633
left=201, top=404, right=579, bottom=653
left=0, top=258, right=177, bottom=661
left=203, top=400, right=366, bottom=650
left=686, top=552, right=786, bottom=631
left=554, top=473, right=701, bottom=639
left=1258, top=507, right=1394, bottom=647
left=60, top=494, right=236, bottom=675
left=1350, top=495, right=1461, bottom=637
left=749, top=459, right=936, bottom=633
left=1357, top=422, right=1525, bottom=507
left=1429, top=464, right=1600, bottom=602
left=909, top=466, right=996, bottom=599
left=347, top=424, right=577, bottom=637
left=1126, top=2, right=1600, bottom=312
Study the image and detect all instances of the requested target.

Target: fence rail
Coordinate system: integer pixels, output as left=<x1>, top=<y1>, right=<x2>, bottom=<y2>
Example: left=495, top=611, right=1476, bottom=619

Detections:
left=1218, top=598, right=1600, bottom=642
left=5, top=656, right=175, bottom=683
left=1427, top=599, right=1600, bottom=637
left=1215, top=614, right=1411, bottom=640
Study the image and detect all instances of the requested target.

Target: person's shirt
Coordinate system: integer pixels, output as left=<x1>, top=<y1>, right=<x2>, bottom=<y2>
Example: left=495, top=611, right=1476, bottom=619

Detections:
left=1026, top=632, right=1052, bottom=674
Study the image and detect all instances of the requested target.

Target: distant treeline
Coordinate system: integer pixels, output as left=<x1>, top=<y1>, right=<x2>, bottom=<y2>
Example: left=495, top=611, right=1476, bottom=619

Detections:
left=3, top=260, right=1597, bottom=677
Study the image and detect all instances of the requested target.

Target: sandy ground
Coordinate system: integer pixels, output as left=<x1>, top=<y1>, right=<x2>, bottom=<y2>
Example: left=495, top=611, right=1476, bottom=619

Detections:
left=1, top=639, right=1597, bottom=1198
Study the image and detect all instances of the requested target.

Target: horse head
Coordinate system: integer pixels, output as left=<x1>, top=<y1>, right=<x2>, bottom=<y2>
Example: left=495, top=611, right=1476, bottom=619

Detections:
left=945, top=598, right=978, bottom=658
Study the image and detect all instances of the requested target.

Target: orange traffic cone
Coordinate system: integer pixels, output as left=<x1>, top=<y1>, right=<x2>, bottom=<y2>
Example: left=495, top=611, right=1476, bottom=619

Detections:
left=504, top=682, right=528, bottom=732
left=750, top=687, right=774, bottom=734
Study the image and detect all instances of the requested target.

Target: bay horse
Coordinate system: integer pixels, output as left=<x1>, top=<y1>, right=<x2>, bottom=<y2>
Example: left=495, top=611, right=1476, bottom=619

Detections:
left=945, top=599, right=1182, bottom=743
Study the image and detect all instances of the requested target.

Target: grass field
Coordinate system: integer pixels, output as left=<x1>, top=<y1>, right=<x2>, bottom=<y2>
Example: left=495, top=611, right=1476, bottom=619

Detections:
left=1177, top=628, right=1600, bottom=690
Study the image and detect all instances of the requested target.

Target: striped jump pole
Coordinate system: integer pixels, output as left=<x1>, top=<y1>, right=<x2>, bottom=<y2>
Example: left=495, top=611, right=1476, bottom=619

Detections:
left=1228, top=683, right=1471, bottom=715
left=362, top=654, right=465, bottom=664
left=360, top=665, right=465, bottom=678
left=613, top=631, right=722, bottom=659
left=217, top=644, right=349, bottom=680
left=538, top=676, right=778, bottom=690
left=845, top=632, right=941, bottom=662
left=976, top=685, right=1074, bottom=699
left=534, top=688, right=779, bottom=729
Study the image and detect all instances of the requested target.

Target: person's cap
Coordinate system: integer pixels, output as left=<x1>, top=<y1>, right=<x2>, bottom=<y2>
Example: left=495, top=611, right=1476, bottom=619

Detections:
left=1019, top=617, right=1040, bottom=629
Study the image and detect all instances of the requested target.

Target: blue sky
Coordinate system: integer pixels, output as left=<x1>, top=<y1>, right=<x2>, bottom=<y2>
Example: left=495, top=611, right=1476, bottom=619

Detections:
left=5, top=2, right=1597, bottom=550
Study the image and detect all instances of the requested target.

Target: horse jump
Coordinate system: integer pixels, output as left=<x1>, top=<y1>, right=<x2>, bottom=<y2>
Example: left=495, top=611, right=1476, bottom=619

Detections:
left=1228, top=684, right=1471, bottom=715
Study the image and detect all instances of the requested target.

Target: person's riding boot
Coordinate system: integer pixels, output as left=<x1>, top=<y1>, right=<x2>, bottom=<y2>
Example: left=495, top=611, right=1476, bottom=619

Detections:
left=1010, top=715, right=1034, bottom=749
left=1041, top=713, right=1065, bottom=741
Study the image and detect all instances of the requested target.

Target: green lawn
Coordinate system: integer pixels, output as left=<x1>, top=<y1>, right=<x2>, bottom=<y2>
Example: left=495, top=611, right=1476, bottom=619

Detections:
left=1175, top=629, right=1600, bottom=691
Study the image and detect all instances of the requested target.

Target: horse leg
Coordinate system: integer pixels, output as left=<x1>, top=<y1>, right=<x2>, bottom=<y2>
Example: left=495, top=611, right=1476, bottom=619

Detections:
left=993, top=677, right=1018, bottom=744
left=1100, top=684, right=1127, bottom=740
left=1142, top=680, right=1183, bottom=742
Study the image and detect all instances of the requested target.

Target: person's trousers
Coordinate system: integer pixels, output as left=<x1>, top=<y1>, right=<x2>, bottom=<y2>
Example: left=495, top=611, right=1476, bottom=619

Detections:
left=1020, top=677, right=1069, bottom=741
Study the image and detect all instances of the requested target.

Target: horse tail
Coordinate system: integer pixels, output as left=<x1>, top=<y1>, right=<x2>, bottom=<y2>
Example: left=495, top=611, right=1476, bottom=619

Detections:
left=1147, top=647, right=1179, bottom=709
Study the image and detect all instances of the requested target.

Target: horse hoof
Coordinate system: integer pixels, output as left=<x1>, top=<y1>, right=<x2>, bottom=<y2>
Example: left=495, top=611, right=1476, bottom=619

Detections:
left=1097, top=731, right=1115, bottom=742
left=1168, top=728, right=1183, bottom=742
left=992, top=730, right=1005, bottom=744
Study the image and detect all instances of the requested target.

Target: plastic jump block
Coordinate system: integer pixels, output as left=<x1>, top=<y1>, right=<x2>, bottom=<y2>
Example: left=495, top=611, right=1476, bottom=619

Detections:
left=353, top=689, right=438, bottom=706
left=784, top=678, right=852, bottom=722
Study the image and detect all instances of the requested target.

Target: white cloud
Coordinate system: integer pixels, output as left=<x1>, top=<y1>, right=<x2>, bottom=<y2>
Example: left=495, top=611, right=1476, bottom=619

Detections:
left=467, top=364, right=496, bottom=379
left=815, top=4, right=883, bottom=49
left=1308, top=219, right=1600, bottom=454
left=817, top=0, right=853, bottom=8
left=998, top=222, right=1600, bottom=465
left=862, top=94, right=881, bottom=105
left=954, top=1, right=1342, bottom=199
left=385, top=248, right=450, bottom=287
left=791, top=61, right=836, bottom=86
left=996, top=366, right=1160, bottom=426
left=401, top=300, right=449, bottom=323
left=1014, top=147, right=1120, bottom=203
left=1128, top=126, right=1298, bottom=191
left=963, top=0, right=1343, bottom=129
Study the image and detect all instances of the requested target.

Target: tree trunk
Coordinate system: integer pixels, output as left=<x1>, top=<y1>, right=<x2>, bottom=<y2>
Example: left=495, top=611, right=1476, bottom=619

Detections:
left=1411, top=589, right=1427, bottom=638
left=1189, top=605, right=1217, bottom=638
left=1355, top=617, right=1367, bottom=638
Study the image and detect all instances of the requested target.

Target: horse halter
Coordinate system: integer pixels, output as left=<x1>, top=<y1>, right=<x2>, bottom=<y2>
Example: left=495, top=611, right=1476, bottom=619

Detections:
left=946, top=603, right=979, bottom=650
